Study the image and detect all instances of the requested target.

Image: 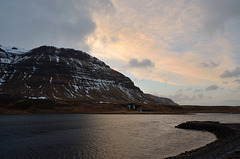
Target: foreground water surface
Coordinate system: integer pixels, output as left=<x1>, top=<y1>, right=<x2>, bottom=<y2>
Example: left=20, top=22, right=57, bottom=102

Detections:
left=1, top=113, right=240, bottom=159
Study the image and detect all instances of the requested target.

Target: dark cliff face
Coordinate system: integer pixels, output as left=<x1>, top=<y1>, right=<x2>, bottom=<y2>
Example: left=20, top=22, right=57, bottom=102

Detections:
left=0, top=45, right=177, bottom=105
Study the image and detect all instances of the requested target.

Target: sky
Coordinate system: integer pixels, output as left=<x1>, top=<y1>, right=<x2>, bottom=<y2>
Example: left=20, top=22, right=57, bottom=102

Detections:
left=1, top=0, right=240, bottom=105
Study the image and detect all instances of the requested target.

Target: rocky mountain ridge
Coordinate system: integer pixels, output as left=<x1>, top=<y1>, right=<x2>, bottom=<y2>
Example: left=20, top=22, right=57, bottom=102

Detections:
left=0, top=45, right=177, bottom=106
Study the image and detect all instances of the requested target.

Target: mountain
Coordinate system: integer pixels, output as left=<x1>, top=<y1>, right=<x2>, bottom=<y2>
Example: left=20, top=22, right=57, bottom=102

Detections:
left=145, top=94, right=178, bottom=106
left=0, top=45, right=178, bottom=113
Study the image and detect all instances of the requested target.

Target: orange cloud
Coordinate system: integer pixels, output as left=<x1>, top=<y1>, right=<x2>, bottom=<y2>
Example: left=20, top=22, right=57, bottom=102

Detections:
left=87, top=0, right=239, bottom=89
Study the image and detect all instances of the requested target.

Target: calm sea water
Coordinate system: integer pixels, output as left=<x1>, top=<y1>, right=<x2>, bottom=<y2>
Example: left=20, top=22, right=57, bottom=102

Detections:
left=0, top=113, right=240, bottom=159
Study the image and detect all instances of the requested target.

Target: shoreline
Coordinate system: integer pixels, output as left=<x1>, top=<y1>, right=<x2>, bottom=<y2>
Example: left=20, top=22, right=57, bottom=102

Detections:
left=165, top=121, right=240, bottom=159
left=1, top=99, right=240, bottom=115
left=1, top=108, right=240, bottom=158
left=0, top=97, right=240, bottom=115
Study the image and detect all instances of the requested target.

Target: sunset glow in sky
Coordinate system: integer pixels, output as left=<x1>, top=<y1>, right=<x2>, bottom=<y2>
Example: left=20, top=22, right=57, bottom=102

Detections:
left=1, top=0, right=240, bottom=105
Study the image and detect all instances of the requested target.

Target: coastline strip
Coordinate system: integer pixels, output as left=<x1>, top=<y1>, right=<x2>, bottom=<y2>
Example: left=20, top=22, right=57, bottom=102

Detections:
left=165, top=121, right=240, bottom=159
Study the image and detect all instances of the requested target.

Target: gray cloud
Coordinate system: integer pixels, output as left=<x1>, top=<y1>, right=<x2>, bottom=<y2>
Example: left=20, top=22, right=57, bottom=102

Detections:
left=169, top=94, right=196, bottom=102
left=194, top=88, right=203, bottom=93
left=206, top=85, right=219, bottom=91
left=185, top=88, right=192, bottom=91
left=101, top=36, right=107, bottom=43
left=228, top=86, right=240, bottom=93
left=222, top=99, right=240, bottom=106
left=128, top=58, right=154, bottom=68
left=100, top=36, right=120, bottom=44
left=198, top=93, right=204, bottom=99
left=111, top=36, right=120, bottom=43
left=200, top=61, right=219, bottom=68
left=169, top=91, right=210, bottom=102
left=198, top=0, right=240, bottom=35
left=0, top=0, right=114, bottom=51
left=234, top=79, right=240, bottom=84
left=220, top=67, right=240, bottom=78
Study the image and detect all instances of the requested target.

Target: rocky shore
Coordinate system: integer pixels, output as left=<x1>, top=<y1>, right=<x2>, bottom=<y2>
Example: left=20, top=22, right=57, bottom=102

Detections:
left=166, top=121, right=240, bottom=159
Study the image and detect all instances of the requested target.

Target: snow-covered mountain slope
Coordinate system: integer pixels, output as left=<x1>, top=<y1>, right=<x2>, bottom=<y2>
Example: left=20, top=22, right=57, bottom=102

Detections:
left=0, top=45, right=29, bottom=54
left=0, top=45, right=177, bottom=105
left=0, top=45, right=29, bottom=64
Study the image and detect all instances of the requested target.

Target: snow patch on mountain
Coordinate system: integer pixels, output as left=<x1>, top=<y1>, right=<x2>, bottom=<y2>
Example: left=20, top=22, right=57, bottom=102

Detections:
left=0, top=45, right=178, bottom=106
left=0, top=45, right=29, bottom=54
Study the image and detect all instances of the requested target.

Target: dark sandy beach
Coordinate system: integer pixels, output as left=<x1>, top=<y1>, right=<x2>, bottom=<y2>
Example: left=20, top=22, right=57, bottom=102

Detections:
left=165, top=121, right=240, bottom=159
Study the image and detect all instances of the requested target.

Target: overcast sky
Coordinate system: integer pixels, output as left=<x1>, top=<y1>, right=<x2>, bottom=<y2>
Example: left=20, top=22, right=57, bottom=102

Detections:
left=1, top=0, right=240, bottom=105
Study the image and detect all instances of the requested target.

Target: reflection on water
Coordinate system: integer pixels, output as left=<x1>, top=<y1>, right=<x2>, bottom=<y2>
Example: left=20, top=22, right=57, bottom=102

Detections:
left=0, top=113, right=240, bottom=159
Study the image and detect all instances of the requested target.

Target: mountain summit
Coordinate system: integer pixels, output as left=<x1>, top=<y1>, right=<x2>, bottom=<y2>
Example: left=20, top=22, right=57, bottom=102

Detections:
left=0, top=45, right=177, bottom=112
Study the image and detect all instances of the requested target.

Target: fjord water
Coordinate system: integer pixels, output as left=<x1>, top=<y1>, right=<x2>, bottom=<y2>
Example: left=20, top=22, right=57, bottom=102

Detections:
left=1, top=114, right=240, bottom=159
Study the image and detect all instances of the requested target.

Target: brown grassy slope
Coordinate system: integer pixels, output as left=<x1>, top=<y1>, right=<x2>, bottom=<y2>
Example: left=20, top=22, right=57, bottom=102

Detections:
left=0, top=96, right=240, bottom=115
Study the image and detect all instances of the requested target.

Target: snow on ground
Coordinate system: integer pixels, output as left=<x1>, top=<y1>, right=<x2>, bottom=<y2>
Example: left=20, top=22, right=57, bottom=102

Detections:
left=50, top=77, right=53, bottom=84
left=0, top=75, right=6, bottom=86
left=0, top=45, right=29, bottom=54
left=55, top=55, right=59, bottom=63
left=29, top=96, right=47, bottom=99
left=0, top=59, right=12, bottom=63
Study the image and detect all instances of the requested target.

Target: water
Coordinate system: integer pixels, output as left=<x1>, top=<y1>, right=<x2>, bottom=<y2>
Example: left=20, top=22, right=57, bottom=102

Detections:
left=0, top=113, right=240, bottom=159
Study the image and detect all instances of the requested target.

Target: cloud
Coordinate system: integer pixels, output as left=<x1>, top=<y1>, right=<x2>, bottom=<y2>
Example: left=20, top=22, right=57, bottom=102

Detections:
left=169, top=92, right=212, bottom=103
left=0, top=0, right=114, bottom=51
left=228, top=86, right=240, bottom=93
left=90, top=0, right=238, bottom=86
left=200, top=61, right=219, bottom=68
left=222, top=100, right=240, bottom=106
left=198, top=0, right=240, bottom=36
left=206, top=85, right=219, bottom=91
left=111, top=36, right=120, bottom=43
left=194, top=89, right=203, bottom=93
left=185, top=88, right=193, bottom=91
left=220, top=67, right=240, bottom=78
left=198, top=93, right=204, bottom=99
left=100, top=36, right=120, bottom=44
left=169, top=94, right=196, bottom=102
left=234, top=79, right=240, bottom=84
left=128, top=58, right=154, bottom=69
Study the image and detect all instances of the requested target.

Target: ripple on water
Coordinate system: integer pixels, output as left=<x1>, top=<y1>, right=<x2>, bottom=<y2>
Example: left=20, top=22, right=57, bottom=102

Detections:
left=1, top=113, right=239, bottom=159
